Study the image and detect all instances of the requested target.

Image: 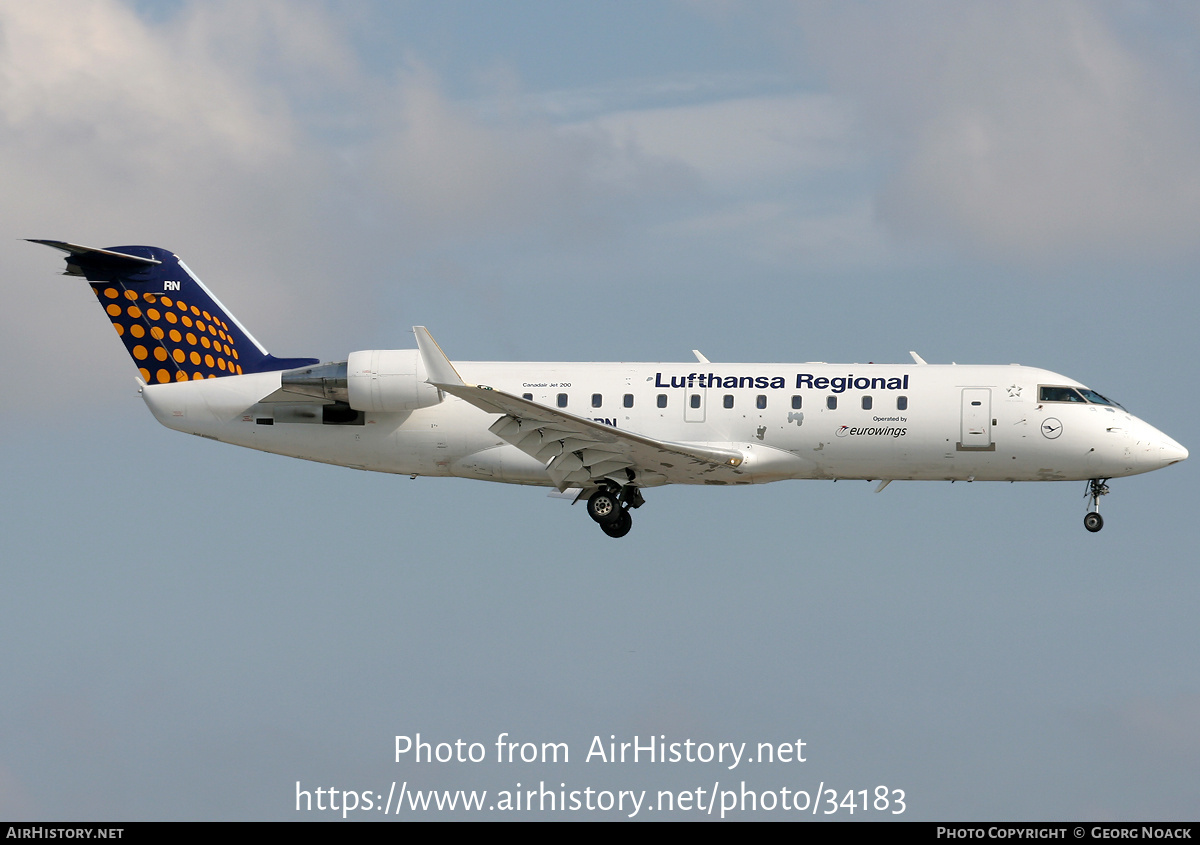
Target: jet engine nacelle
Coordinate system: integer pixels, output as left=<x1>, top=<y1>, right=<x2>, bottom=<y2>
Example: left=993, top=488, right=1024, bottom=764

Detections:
left=347, top=349, right=443, bottom=412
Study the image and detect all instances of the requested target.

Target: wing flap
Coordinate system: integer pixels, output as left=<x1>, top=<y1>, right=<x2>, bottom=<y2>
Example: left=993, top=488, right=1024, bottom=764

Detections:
left=536, top=440, right=564, bottom=462
left=436, top=381, right=744, bottom=490
left=587, top=458, right=635, bottom=477
left=489, top=416, right=523, bottom=439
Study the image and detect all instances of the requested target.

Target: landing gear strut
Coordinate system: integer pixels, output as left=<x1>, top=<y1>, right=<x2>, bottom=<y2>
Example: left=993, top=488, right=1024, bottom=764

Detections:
left=587, top=484, right=643, bottom=538
left=1084, top=478, right=1110, bottom=533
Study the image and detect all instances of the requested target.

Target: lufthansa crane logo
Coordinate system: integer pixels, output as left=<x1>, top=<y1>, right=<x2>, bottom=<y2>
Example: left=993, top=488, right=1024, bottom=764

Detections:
left=1041, top=418, right=1063, bottom=439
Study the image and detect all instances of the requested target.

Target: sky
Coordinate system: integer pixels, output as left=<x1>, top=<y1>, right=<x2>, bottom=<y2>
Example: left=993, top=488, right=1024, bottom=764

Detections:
left=1, top=0, right=1197, bottom=821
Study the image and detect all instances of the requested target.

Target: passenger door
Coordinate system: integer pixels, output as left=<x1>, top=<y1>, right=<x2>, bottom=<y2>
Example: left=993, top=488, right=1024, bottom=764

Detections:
left=960, top=388, right=993, bottom=449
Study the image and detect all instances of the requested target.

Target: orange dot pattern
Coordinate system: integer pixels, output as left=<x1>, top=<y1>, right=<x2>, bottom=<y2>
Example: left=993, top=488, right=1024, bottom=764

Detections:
left=93, top=284, right=244, bottom=380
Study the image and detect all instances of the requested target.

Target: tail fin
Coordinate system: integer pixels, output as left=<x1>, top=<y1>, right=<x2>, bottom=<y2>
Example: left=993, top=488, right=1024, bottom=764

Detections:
left=30, top=240, right=318, bottom=383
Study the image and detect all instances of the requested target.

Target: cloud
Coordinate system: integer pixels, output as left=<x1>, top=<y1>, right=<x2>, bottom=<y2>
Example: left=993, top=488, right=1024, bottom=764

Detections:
left=20, top=0, right=1196, bottom=426
left=0, top=1, right=342, bottom=415
left=583, top=93, right=858, bottom=191
left=0, top=0, right=299, bottom=184
left=654, top=198, right=893, bottom=272
left=367, top=60, right=700, bottom=240
left=794, top=1, right=1200, bottom=261
left=0, top=1, right=724, bottom=418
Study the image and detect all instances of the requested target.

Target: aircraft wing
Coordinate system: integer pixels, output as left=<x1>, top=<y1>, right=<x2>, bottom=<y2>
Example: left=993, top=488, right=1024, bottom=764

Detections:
left=437, top=381, right=744, bottom=489
left=414, top=327, right=743, bottom=490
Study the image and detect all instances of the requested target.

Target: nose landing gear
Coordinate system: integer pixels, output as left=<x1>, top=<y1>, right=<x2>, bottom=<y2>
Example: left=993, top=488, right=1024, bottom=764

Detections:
left=1084, top=478, right=1110, bottom=532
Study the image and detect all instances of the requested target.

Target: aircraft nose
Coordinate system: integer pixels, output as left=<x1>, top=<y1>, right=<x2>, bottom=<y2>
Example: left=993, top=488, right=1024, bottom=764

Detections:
left=1143, top=425, right=1187, bottom=469
left=1160, top=435, right=1188, bottom=466
left=1121, top=418, right=1187, bottom=473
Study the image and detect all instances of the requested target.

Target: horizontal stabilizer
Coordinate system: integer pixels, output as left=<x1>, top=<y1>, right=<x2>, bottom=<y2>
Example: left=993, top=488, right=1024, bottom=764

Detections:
left=27, top=239, right=162, bottom=272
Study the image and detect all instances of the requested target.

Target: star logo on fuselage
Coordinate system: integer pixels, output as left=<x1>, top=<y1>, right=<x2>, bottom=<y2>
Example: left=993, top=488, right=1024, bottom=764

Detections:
left=1007, top=384, right=1022, bottom=397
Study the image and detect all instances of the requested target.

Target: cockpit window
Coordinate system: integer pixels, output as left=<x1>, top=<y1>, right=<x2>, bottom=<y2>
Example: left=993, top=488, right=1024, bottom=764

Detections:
left=1077, top=388, right=1125, bottom=410
left=1039, top=386, right=1086, bottom=403
left=1040, top=385, right=1125, bottom=410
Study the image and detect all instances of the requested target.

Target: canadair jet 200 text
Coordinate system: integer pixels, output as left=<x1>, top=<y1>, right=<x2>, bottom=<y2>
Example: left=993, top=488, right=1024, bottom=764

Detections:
left=32, top=240, right=1187, bottom=538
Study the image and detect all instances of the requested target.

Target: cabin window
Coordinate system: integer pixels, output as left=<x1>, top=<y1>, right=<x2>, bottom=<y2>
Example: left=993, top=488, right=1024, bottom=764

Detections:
left=522, top=393, right=533, bottom=401
left=862, top=396, right=872, bottom=410
left=897, top=396, right=907, bottom=411
left=657, top=394, right=667, bottom=408
left=756, top=395, right=767, bottom=410
left=827, top=396, right=837, bottom=410
left=689, top=394, right=701, bottom=409
left=592, top=393, right=602, bottom=408
left=623, top=394, right=634, bottom=408
left=791, top=395, right=802, bottom=409
left=723, top=394, right=734, bottom=409
left=557, top=393, right=568, bottom=408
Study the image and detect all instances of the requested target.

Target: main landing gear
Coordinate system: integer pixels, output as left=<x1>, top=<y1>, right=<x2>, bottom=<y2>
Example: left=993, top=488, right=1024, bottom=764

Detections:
left=1084, top=477, right=1110, bottom=533
left=586, top=484, right=644, bottom=538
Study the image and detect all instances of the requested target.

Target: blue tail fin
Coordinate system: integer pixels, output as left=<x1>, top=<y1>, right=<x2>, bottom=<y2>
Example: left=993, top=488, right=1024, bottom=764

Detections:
left=30, top=240, right=318, bottom=383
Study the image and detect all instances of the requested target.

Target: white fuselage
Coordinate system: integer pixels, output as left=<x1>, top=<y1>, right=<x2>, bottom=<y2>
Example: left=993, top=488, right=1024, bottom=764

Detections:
left=138, top=359, right=1187, bottom=488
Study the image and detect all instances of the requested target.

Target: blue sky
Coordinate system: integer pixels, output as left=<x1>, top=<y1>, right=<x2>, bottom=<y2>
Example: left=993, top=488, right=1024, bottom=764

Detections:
left=1, top=0, right=1197, bottom=820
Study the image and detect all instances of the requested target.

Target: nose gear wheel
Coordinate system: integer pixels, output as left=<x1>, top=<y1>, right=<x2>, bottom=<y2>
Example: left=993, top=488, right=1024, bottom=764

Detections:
left=1083, top=478, right=1110, bottom=532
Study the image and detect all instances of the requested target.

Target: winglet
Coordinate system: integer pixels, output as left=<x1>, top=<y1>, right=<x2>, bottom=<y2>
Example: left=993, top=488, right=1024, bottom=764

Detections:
left=909, top=351, right=927, bottom=365
left=413, top=326, right=465, bottom=386
left=693, top=350, right=710, bottom=364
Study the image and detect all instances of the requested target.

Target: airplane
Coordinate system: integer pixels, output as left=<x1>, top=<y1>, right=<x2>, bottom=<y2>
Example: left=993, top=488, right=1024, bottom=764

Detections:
left=31, top=239, right=1188, bottom=538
